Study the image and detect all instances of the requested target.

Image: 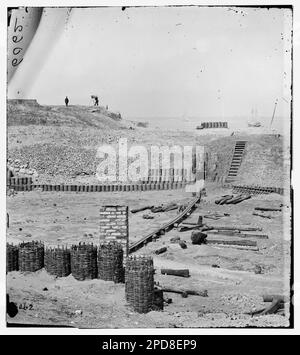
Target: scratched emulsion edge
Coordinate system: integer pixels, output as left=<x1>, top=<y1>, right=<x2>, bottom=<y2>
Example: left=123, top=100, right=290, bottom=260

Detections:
left=8, top=7, right=72, bottom=99
left=7, top=7, right=43, bottom=84
left=6, top=6, right=44, bottom=326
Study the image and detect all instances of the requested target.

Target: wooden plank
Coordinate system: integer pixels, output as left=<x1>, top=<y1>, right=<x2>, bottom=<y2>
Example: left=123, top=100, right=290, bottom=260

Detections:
left=206, top=237, right=257, bottom=247
left=208, top=244, right=259, bottom=251
left=254, top=207, right=282, bottom=212
left=207, top=231, right=268, bottom=239
left=208, top=226, right=262, bottom=232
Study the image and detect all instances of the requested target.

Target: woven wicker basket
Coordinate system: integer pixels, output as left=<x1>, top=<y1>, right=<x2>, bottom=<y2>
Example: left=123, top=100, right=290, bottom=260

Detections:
left=98, top=241, right=124, bottom=283
left=70, top=243, right=97, bottom=281
left=7, top=243, right=19, bottom=272
left=18, top=241, right=44, bottom=272
left=45, top=245, right=71, bottom=277
left=125, top=255, right=154, bottom=313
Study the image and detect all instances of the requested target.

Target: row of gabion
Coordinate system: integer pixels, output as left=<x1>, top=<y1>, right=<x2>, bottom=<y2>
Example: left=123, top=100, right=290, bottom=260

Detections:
left=6, top=241, right=125, bottom=282
left=125, top=255, right=154, bottom=313
left=7, top=242, right=155, bottom=314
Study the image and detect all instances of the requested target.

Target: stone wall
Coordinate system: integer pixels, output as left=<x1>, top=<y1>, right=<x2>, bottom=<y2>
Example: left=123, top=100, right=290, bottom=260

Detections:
left=8, top=99, right=39, bottom=106
left=99, top=206, right=129, bottom=257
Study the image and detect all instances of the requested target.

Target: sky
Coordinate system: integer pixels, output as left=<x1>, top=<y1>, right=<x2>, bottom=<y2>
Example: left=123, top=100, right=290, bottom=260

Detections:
left=8, top=6, right=292, bottom=119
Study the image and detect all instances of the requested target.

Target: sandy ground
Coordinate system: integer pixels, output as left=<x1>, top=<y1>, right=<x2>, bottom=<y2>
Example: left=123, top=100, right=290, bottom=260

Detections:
left=6, top=184, right=291, bottom=328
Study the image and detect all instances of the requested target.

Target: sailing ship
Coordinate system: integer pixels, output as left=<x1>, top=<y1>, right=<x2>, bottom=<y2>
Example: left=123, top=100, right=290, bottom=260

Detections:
left=248, top=108, right=261, bottom=127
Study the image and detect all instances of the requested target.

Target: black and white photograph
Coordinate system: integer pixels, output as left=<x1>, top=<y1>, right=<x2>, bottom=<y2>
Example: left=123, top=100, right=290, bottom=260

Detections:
left=3, top=1, right=297, bottom=334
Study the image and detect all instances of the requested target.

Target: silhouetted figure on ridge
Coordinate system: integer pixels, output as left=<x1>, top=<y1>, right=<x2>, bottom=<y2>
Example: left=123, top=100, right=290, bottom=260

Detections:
left=65, top=96, right=69, bottom=107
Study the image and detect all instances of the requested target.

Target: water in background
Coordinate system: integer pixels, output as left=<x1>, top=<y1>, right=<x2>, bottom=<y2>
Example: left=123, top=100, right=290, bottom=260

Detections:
left=126, top=115, right=289, bottom=135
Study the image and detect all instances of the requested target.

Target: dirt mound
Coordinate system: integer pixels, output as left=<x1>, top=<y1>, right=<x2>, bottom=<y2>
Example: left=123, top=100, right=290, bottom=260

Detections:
left=205, top=135, right=289, bottom=188
left=7, top=102, right=131, bottom=181
left=7, top=101, right=125, bottom=129
left=238, top=136, right=290, bottom=187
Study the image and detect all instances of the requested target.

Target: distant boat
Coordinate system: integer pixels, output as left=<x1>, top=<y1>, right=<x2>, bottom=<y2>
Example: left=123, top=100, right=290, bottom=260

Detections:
left=248, top=121, right=261, bottom=127
left=248, top=107, right=261, bottom=127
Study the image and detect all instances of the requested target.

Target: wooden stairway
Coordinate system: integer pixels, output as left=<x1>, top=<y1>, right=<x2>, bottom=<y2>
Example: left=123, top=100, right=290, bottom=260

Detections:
left=225, top=141, right=247, bottom=183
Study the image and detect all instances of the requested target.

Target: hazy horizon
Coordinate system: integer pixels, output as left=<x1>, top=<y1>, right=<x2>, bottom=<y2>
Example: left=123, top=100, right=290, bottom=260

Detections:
left=8, top=6, right=292, bottom=121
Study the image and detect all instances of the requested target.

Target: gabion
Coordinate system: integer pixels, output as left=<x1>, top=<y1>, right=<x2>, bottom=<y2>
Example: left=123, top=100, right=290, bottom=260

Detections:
left=98, top=241, right=124, bottom=283
left=45, top=245, right=71, bottom=277
left=7, top=243, right=19, bottom=272
left=18, top=241, right=44, bottom=272
left=70, top=243, right=97, bottom=281
left=125, top=255, right=154, bottom=313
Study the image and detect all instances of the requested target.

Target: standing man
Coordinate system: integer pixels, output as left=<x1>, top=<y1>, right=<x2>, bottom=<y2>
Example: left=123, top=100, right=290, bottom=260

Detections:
left=65, top=96, right=69, bottom=107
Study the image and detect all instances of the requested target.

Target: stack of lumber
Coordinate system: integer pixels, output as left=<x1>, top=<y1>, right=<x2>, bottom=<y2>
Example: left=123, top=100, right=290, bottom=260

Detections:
left=215, top=194, right=251, bottom=205
left=252, top=206, right=282, bottom=219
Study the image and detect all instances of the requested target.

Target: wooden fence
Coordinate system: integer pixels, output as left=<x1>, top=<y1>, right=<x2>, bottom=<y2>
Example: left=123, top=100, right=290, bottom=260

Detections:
left=7, top=169, right=206, bottom=192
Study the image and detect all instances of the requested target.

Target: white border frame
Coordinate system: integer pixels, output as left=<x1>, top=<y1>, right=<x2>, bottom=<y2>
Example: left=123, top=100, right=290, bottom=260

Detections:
left=1, top=0, right=298, bottom=335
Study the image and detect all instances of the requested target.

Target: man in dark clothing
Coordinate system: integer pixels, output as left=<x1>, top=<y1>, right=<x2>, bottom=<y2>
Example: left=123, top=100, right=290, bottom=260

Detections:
left=94, top=96, right=99, bottom=106
left=65, top=96, right=69, bottom=106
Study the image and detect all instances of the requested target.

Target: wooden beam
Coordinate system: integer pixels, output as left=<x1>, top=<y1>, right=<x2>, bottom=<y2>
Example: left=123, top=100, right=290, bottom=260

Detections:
left=206, top=238, right=257, bottom=247
left=161, top=269, right=190, bottom=277
left=161, top=287, right=208, bottom=298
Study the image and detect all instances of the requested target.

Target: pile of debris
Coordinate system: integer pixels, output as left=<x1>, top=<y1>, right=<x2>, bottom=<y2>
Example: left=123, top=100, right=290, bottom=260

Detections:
left=131, top=203, right=179, bottom=219
left=173, top=214, right=269, bottom=252
left=7, top=158, right=38, bottom=179
left=247, top=295, right=288, bottom=317
left=8, top=143, right=95, bottom=180
left=252, top=206, right=282, bottom=219
left=215, top=194, right=251, bottom=205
